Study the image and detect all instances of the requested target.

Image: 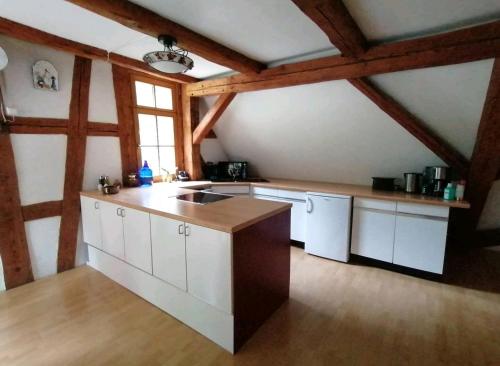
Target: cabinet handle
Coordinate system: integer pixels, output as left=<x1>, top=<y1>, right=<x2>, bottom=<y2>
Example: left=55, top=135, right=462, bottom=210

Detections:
left=178, top=224, right=184, bottom=235
left=185, top=225, right=191, bottom=236
left=306, top=197, right=313, bottom=213
left=116, top=208, right=121, bottom=216
left=121, top=209, right=126, bottom=217
left=94, top=201, right=99, bottom=209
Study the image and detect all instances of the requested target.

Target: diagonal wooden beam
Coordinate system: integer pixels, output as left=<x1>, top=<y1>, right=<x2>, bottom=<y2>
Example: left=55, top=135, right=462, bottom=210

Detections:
left=348, top=78, right=470, bottom=177
left=186, top=21, right=500, bottom=96
left=0, top=16, right=197, bottom=84
left=193, top=93, right=236, bottom=144
left=22, top=201, right=63, bottom=222
left=66, top=0, right=265, bottom=74
left=467, top=58, right=500, bottom=228
left=57, top=56, right=92, bottom=273
left=292, top=0, right=366, bottom=56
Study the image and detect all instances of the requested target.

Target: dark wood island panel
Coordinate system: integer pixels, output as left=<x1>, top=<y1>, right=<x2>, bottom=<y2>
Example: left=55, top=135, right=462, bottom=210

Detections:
left=233, top=209, right=291, bottom=352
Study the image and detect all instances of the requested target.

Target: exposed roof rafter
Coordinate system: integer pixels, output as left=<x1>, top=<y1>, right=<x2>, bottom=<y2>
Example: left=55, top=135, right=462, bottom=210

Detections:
left=66, top=0, right=266, bottom=75
left=0, top=16, right=197, bottom=84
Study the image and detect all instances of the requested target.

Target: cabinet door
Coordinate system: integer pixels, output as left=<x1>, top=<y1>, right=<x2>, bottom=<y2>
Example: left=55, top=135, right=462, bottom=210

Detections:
left=80, top=196, right=102, bottom=249
left=351, top=208, right=395, bottom=263
left=123, top=207, right=152, bottom=274
left=393, top=214, right=448, bottom=274
left=99, top=201, right=125, bottom=260
left=150, top=215, right=187, bottom=290
left=290, top=201, right=306, bottom=242
left=186, top=224, right=232, bottom=314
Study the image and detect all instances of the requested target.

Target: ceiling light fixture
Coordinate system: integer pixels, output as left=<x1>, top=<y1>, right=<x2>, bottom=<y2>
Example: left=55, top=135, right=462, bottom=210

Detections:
left=143, top=35, right=194, bottom=74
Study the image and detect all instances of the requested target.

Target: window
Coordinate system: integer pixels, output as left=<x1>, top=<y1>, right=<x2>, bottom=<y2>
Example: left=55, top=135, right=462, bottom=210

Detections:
left=132, top=76, right=182, bottom=177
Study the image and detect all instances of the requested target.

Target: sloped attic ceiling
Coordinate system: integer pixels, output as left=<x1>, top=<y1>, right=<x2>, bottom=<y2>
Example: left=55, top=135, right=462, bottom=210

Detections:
left=206, top=59, right=494, bottom=185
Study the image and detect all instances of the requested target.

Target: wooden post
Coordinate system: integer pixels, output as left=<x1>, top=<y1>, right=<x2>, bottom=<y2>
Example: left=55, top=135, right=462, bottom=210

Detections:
left=57, top=56, right=92, bottom=272
left=112, top=64, right=138, bottom=182
left=467, top=58, right=500, bottom=228
left=181, top=85, right=202, bottom=180
left=0, top=132, right=34, bottom=289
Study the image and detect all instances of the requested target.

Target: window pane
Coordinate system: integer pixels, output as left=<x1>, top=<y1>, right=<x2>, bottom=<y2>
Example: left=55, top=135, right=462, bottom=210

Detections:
left=140, top=147, right=160, bottom=176
left=155, top=85, right=173, bottom=109
left=138, top=114, right=158, bottom=146
left=159, top=147, right=176, bottom=174
left=157, top=116, right=175, bottom=145
left=135, top=81, right=155, bottom=107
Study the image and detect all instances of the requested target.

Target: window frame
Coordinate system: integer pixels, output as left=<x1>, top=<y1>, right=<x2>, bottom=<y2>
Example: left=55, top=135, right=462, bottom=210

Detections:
left=130, top=74, right=184, bottom=179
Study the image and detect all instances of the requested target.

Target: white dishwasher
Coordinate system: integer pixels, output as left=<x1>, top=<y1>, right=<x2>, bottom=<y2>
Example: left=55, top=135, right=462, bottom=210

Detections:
left=305, top=192, right=352, bottom=262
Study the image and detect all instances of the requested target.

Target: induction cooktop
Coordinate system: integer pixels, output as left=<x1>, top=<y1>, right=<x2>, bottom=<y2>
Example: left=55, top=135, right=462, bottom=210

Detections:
left=176, top=192, right=233, bottom=205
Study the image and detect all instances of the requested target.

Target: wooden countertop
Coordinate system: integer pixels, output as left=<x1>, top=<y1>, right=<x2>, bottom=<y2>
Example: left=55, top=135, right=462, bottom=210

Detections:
left=179, top=178, right=470, bottom=209
left=81, top=183, right=292, bottom=233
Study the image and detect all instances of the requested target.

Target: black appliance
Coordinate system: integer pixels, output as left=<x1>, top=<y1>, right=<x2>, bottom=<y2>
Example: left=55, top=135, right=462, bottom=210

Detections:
left=421, top=166, right=450, bottom=196
left=211, top=161, right=248, bottom=181
left=176, top=192, right=233, bottom=205
left=372, top=177, right=396, bottom=191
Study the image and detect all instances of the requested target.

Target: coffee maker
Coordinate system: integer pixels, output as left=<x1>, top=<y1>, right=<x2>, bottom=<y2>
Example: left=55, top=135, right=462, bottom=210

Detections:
left=421, top=166, right=450, bottom=196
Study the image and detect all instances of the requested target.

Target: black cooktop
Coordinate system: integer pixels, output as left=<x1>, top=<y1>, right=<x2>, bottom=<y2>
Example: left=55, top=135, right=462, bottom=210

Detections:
left=176, top=192, right=233, bottom=205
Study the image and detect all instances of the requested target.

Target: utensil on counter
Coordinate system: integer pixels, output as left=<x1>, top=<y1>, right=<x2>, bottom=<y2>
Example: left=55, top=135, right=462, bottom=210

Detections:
left=103, top=184, right=120, bottom=195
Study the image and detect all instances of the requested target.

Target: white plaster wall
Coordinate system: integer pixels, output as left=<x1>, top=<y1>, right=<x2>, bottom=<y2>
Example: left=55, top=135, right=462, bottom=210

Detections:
left=88, top=60, right=118, bottom=123
left=369, top=59, right=494, bottom=159
left=201, top=139, right=228, bottom=163
left=25, top=217, right=61, bottom=280
left=212, top=79, right=445, bottom=184
left=0, top=39, right=122, bottom=289
left=0, top=35, right=74, bottom=118
left=83, top=136, right=122, bottom=191
left=10, top=134, right=67, bottom=205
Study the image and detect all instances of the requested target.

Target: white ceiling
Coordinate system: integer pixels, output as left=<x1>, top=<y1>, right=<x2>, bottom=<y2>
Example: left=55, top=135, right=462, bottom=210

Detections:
left=344, top=0, right=500, bottom=42
left=0, top=0, right=499, bottom=78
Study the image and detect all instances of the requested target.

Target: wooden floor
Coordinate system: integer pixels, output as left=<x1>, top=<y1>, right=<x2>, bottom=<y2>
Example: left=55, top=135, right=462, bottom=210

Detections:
left=1, top=247, right=499, bottom=366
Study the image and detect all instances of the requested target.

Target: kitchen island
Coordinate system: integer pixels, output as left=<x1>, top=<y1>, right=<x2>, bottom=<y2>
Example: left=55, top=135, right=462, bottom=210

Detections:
left=80, top=184, right=292, bottom=353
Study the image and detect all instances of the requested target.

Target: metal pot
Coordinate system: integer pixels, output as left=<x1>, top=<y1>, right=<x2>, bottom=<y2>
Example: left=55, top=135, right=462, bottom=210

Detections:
left=403, top=173, right=422, bottom=193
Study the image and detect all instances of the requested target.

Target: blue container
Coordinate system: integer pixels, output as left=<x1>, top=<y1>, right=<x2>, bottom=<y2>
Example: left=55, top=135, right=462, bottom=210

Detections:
left=139, top=160, right=154, bottom=186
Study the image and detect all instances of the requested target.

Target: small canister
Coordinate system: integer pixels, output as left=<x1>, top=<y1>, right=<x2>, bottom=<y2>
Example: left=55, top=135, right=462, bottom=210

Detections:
left=404, top=173, right=422, bottom=193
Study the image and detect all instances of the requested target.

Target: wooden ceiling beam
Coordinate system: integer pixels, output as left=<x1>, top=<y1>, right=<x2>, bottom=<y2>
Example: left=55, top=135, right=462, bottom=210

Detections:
left=186, top=21, right=500, bottom=96
left=467, top=58, right=500, bottom=228
left=349, top=78, right=469, bottom=177
left=0, top=16, right=197, bottom=84
left=193, top=93, right=236, bottom=144
left=292, top=0, right=366, bottom=57
left=66, top=0, right=265, bottom=74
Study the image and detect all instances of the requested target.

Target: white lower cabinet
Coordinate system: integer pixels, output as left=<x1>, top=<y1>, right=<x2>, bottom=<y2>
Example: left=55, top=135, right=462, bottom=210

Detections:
left=185, top=224, right=232, bottom=314
left=99, top=201, right=125, bottom=260
left=351, top=207, right=396, bottom=263
left=150, top=215, right=187, bottom=290
left=393, top=214, right=448, bottom=274
left=350, top=198, right=449, bottom=274
left=253, top=192, right=306, bottom=242
left=80, top=196, right=102, bottom=249
left=123, top=207, right=152, bottom=274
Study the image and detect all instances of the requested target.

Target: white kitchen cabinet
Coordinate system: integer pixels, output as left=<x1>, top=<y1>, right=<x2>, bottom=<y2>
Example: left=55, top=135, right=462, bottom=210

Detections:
left=253, top=193, right=306, bottom=242
left=150, top=215, right=187, bottom=290
left=99, top=201, right=125, bottom=260
left=351, top=207, right=396, bottom=263
left=393, top=213, right=448, bottom=274
left=210, top=185, right=250, bottom=195
left=80, top=196, right=102, bottom=249
left=351, top=199, right=397, bottom=263
left=185, top=223, right=232, bottom=314
left=123, top=207, right=152, bottom=274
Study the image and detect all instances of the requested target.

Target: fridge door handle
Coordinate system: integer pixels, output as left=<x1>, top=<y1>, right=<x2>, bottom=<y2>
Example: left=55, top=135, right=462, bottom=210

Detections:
left=306, top=197, right=313, bottom=213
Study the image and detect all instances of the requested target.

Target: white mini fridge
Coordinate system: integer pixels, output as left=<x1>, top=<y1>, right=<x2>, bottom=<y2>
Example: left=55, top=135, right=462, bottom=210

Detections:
left=305, top=192, right=352, bottom=262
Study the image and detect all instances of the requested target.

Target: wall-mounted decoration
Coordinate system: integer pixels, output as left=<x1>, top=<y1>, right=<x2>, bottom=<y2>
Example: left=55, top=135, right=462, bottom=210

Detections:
left=32, top=60, right=59, bottom=91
